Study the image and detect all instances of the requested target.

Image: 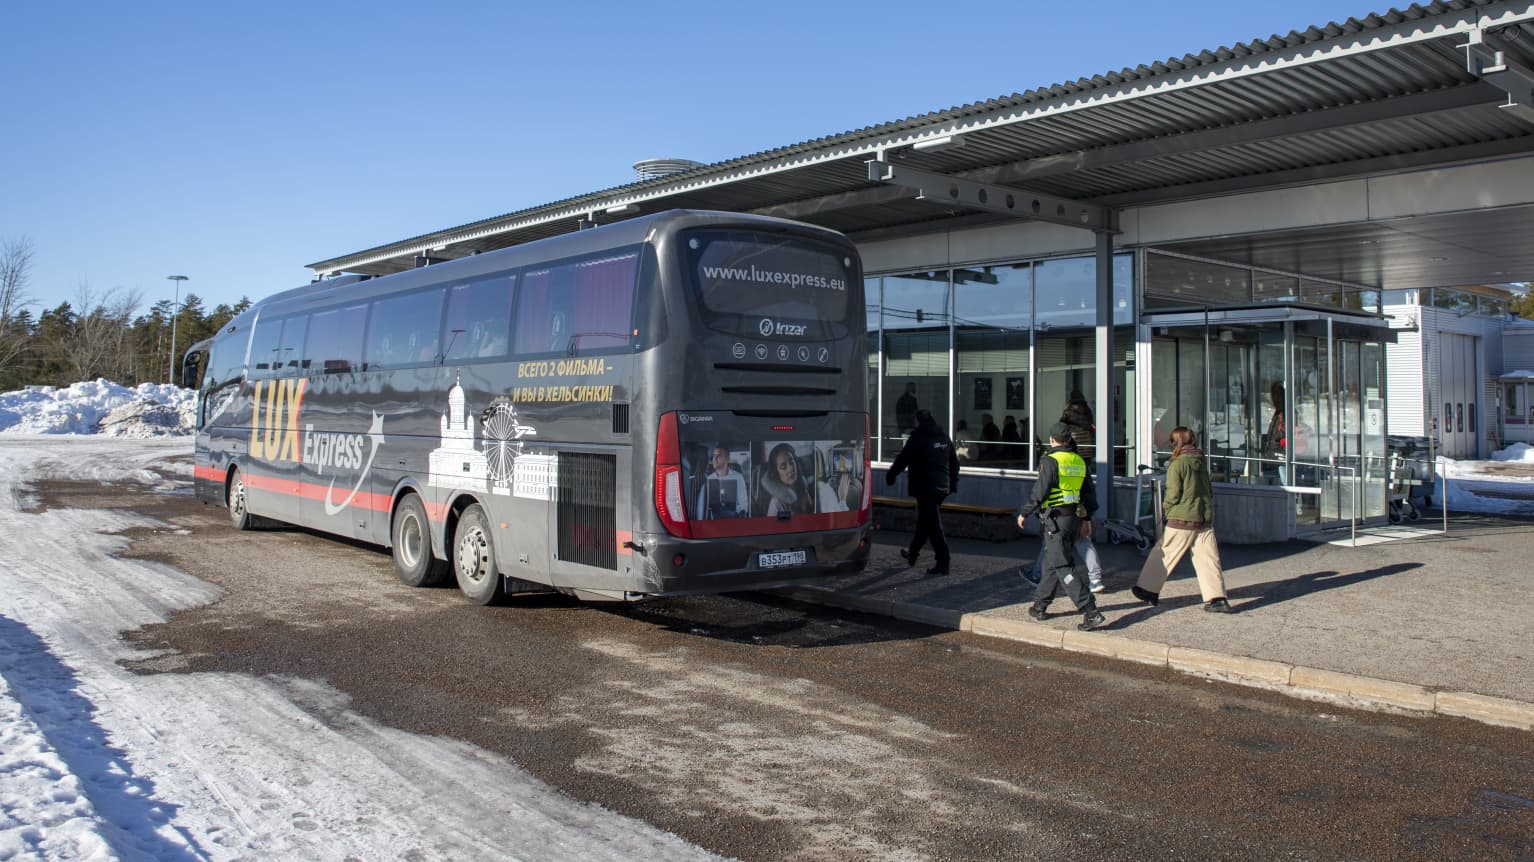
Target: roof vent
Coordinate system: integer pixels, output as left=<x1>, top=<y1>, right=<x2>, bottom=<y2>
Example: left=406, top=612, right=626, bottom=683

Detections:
left=633, top=158, right=704, bottom=180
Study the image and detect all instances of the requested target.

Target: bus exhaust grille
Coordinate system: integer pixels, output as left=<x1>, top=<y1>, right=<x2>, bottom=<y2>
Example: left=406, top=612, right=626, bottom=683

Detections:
left=611, top=403, right=629, bottom=434
left=557, top=452, right=617, bottom=570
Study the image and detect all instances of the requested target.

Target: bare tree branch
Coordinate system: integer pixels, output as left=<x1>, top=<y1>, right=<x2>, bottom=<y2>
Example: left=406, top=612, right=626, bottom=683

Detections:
left=53, top=285, right=142, bottom=383
left=0, top=236, right=37, bottom=380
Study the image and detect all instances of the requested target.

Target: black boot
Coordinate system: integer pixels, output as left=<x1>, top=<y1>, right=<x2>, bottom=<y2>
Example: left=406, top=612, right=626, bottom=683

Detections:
left=1027, top=604, right=1049, bottom=621
left=898, top=549, right=916, bottom=567
left=1131, top=585, right=1159, bottom=607
left=1078, top=607, right=1107, bottom=631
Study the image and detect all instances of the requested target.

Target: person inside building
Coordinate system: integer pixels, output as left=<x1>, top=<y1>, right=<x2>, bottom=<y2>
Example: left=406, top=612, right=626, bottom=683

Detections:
left=886, top=409, right=960, bottom=575
left=1059, top=396, right=1095, bottom=463
left=953, top=419, right=975, bottom=462
left=1262, top=381, right=1287, bottom=483
left=1017, top=422, right=1106, bottom=630
left=895, top=382, right=920, bottom=437
left=1001, top=415, right=1022, bottom=464
left=980, top=413, right=1001, bottom=462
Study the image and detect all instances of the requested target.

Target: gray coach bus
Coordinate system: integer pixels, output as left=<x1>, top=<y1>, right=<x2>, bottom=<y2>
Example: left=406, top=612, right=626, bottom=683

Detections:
left=183, top=210, right=871, bottom=604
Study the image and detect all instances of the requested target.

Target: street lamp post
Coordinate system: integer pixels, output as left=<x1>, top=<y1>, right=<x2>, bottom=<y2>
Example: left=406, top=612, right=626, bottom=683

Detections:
left=166, top=275, right=188, bottom=384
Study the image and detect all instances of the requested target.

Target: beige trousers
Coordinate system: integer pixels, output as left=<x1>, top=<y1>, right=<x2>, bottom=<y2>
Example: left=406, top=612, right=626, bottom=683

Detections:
left=1135, top=525, right=1227, bottom=602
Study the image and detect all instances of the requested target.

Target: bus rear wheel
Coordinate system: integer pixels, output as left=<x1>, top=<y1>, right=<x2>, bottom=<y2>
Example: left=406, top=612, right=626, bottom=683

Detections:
left=227, top=469, right=255, bottom=531
left=392, top=494, right=448, bottom=587
left=453, top=504, right=506, bottom=605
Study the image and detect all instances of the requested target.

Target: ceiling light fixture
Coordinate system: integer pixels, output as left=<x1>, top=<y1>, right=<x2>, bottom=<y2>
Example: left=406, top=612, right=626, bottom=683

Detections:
left=912, top=134, right=966, bottom=153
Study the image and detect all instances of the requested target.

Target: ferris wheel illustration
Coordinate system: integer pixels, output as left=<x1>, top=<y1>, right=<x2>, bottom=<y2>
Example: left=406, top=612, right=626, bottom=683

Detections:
left=481, top=399, right=537, bottom=488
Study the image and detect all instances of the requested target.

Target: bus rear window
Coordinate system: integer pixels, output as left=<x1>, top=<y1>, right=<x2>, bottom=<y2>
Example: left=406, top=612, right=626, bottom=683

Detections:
left=686, top=231, right=854, bottom=334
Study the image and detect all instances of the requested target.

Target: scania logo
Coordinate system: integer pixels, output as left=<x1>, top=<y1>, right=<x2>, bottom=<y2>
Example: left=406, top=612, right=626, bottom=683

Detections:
left=759, top=318, right=775, bottom=336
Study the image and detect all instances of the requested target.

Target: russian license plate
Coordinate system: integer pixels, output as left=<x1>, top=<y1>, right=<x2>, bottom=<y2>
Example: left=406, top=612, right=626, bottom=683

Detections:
left=758, top=550, right=807, bottom=569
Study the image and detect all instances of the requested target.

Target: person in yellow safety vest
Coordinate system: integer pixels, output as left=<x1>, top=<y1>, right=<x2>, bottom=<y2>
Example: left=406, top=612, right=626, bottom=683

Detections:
left=1017, top=422, right=1106, bottom=630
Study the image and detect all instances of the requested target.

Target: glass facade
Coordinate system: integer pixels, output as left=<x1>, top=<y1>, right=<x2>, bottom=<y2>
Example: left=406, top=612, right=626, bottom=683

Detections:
left=867, top=253, right=1133, bottom=475
left=1144, top=249, right=1396, bottom=530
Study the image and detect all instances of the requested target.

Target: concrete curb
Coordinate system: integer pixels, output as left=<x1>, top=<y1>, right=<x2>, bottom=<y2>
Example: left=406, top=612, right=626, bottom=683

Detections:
left=775, top=585, right=1534, bottom=732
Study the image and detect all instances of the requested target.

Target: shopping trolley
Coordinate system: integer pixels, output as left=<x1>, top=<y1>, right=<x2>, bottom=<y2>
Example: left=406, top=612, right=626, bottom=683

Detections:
left=1102, top=464, right=1162, bottom=554
left=1386, top=452, right=1425, bottom=523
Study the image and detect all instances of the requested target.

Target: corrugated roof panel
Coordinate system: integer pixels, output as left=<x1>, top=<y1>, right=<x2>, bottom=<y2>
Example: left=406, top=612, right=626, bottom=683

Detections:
left=310, top=0, right=1534, bottom=275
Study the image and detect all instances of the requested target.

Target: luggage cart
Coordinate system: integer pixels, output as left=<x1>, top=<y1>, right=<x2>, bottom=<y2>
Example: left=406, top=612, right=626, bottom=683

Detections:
left=1386, top=453, right=1425, bottom=523
left=1103, top=464, right=1162, bottom=554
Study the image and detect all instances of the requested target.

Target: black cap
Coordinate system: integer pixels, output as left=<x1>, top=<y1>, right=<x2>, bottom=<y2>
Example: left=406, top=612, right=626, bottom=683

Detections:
left=1048, top=422, right=1073, bottom=442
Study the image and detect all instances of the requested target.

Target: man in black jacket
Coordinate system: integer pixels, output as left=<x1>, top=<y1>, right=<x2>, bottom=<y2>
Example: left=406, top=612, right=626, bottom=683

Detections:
left=886, top=409, right=960, bottom=575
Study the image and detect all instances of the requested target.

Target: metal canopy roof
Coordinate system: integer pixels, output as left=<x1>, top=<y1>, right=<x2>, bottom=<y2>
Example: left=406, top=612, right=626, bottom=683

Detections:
left=308, top=1, right=1534, bottom=290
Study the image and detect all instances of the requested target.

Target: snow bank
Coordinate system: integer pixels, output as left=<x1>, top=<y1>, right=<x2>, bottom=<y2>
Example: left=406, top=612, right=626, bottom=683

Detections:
left=0, top=379, right=195, bottom=437
left=1491, top=442, right=1534, bottom=463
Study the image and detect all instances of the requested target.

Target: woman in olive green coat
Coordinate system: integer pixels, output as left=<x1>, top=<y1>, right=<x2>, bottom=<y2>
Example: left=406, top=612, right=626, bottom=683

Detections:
left=1131, top=426, right=1232, bottom=613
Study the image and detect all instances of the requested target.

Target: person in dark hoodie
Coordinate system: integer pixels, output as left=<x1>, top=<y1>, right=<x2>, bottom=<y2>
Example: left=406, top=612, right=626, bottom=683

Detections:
left=886, top=409, right=960, bottom=575
left=1059, top=396, right=1095, bottom=463
left=1130, top=426, right=1232, bottom=613
left=1018, top=422, right=1106, bottom=630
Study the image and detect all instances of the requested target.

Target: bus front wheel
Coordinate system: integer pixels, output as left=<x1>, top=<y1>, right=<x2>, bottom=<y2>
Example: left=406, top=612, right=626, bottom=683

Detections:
left=453, top=504, right=506, bottom=606
left=227, top=469, right=255, bottom=531
left=392, top=494, right=448, bottom=587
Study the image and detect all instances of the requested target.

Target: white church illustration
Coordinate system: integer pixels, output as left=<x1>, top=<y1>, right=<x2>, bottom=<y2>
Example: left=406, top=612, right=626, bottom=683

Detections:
left=428, top=376, right=491, bottom=492
left=428, top=376, right=544, bottom=498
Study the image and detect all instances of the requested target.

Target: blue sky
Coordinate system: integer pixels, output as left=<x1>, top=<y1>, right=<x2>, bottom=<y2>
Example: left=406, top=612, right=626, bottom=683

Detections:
left=2, top=0, right=1371, bottom=316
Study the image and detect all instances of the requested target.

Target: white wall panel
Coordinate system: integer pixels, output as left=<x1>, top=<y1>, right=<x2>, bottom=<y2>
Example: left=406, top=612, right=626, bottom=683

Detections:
left=1367, top=156, right=1534, bottom=219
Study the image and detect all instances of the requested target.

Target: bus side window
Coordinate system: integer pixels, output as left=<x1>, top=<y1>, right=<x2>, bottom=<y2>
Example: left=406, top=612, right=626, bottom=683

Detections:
left=280, top=316, right=309, bottom=372
left=365, top=289, right=443, bottom=369
left=247, top=317, right=283, bottom=379
left=308, top=304, right=367, bottom=374
left=513, top=267, right=564, bottom=355
left=442, top=276, right=514, bottom=363
left=569, top=253, right=639, bottom=353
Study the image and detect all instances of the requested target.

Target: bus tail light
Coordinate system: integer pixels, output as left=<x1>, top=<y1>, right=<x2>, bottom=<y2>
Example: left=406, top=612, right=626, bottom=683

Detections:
left=654, top=411, right=693, bottom=538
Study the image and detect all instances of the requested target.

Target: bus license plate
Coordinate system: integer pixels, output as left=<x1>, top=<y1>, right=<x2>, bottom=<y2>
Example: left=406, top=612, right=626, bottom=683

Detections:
left=758, top=550, right=806, bottom=569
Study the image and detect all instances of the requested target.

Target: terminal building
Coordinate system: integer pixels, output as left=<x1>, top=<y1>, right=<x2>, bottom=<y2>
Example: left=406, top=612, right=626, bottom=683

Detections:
left=307, top=1, right=1534, bottom=542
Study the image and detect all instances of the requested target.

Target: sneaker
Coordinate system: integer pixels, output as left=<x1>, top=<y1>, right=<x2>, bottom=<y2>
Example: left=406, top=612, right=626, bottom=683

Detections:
left=1078, top=609, right=1107, bottom=631
left=1131, top=585, right=1159, bottom=607
left=1089, top=579, right=1105, bottom=594
left=1027, top=604, right=1049, bottom=621
left=1204, top=597, right=1233, bottom=613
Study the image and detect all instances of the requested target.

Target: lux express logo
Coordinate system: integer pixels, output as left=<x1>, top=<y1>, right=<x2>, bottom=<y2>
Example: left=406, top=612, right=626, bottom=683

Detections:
left=248, top=379, right=384, bottom=514
left=758, top=317, right=807, bottom=337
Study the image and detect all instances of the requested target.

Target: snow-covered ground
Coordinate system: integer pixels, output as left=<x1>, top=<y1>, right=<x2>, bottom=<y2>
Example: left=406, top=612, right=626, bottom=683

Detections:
left=3, top=380, right=1533, bottom=860
left=0, top=386, right=720, bottom=861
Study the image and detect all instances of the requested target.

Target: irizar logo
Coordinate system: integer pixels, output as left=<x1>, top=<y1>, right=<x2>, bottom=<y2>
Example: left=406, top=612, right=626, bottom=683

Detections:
left=758, top=317, right=807, bottom=337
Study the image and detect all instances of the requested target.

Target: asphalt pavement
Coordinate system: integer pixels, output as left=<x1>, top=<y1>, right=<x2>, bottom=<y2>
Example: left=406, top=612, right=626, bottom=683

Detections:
left=778, top=511, right=1534, bottom=731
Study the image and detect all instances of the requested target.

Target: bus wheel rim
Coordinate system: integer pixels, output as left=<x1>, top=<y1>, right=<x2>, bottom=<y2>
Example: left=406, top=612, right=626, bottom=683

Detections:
left=457, top=525, right=489, bottom=585
left=230, top=478, right=245, bottom=518
left=399, top=512, right=423, bottom=568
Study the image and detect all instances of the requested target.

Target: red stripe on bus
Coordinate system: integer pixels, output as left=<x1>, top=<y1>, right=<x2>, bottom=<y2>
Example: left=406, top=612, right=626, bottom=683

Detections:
left=424, top=501, right=451, bottom=522
left=616, top=530, right=632, bottom=555
left=241, top=472, right=393, bottom=513
left=688, top=511, right=861, bottom=539
left=193, top=465, right=223, bottom=482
